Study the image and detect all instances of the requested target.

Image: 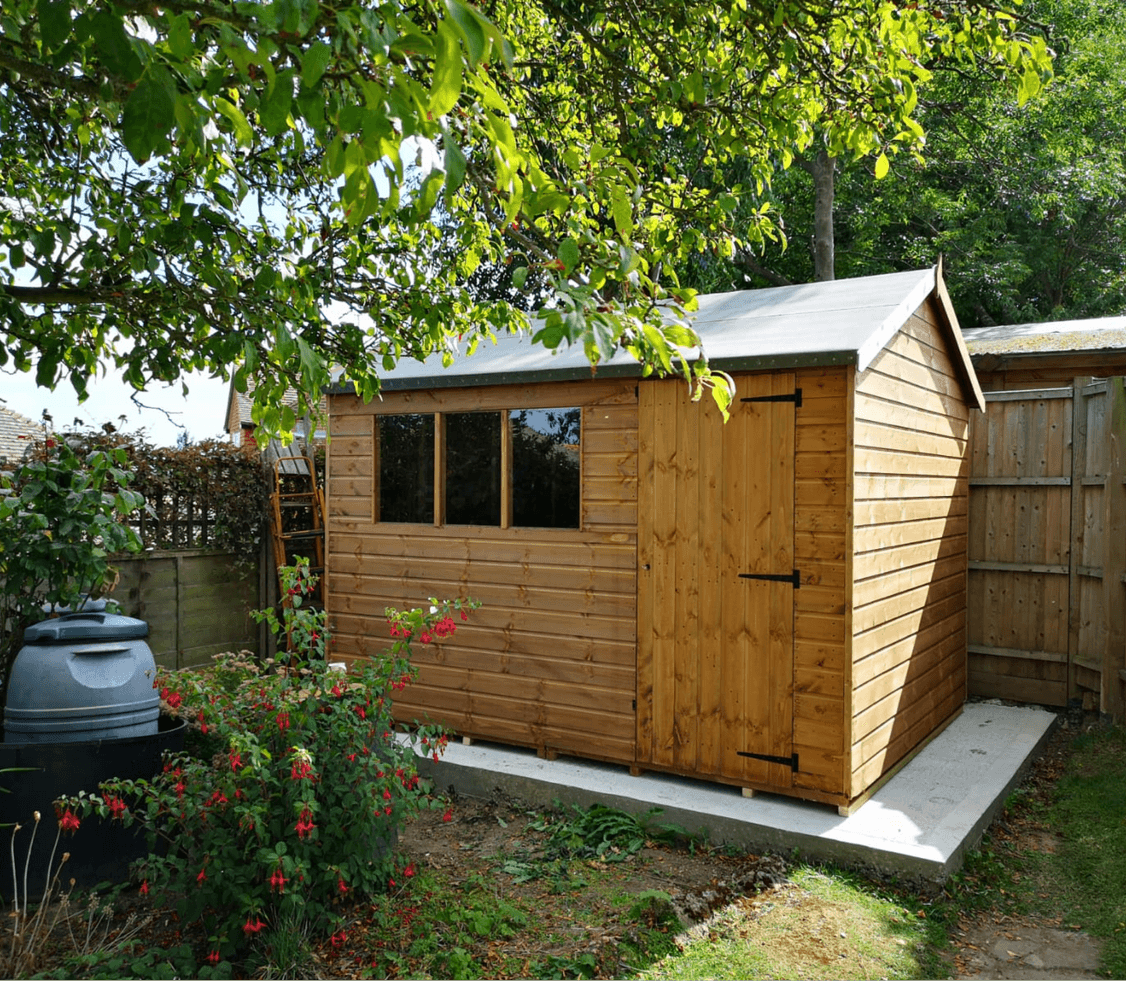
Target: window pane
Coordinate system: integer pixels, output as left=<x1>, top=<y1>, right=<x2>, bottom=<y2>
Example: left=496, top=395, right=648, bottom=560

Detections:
left=511, top=408, right=580, bottom=529
left=378, top=414, right=434, bottom=523
left=446, top=412, right=501, bottom=525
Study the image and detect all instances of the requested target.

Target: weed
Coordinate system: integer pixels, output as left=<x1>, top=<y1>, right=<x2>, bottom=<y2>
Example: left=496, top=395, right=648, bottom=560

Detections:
left=254, top=909, right=317, bottom=979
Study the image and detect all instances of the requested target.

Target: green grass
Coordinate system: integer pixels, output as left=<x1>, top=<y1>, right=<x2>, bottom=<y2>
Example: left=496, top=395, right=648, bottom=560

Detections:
left=343, top=732, right=1126, bottom=981
left=635, top=865, right=943, bottom=981
left=1033, top=725, right=1126, bottom=977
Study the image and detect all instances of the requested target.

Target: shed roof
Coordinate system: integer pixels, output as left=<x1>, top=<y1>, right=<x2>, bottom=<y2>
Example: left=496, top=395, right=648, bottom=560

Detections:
left=964, top=317, right=1126, bottom=357
left=0, top=405, right=41, bottom=464
left=331, top=265, right=982, bottom=407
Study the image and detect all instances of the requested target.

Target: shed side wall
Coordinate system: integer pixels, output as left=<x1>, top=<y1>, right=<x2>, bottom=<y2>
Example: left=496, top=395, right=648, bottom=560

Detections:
left=325, top=379, right=639, bottom=764
left=850, top=296, right=970, bottom=796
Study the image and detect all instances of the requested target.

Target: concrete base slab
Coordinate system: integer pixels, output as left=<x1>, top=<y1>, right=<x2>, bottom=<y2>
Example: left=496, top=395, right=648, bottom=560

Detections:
left=411, top=700, right=1057, bottom=885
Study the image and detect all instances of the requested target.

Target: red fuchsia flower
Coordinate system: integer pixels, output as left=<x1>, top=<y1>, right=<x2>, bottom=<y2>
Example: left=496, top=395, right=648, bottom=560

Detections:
left=269, top=867, right=287, bottom=893
left=330, top=929, right=347, bottom=947
left=291, top=761, right=313, bottom=781
left=355, top=704, right=366, bottom=721
left=460, top=609, right=468, bottom=621
left=106, top=796, right=127, bottom=820
left=419, top=630, right=432, bottom=644
left=207, top=950, right=220, bottom=965
left=207, top=790, right=229, bottom=808
left=337, top=876, right=348, bottom=895
left=139, top=879, right=149, bottom=896
left=295, top=808, right=315, bottom=838
left=331, top=683, right=343, bottom=698
left=243, top=916, right=266, bottom=935
left=277, top=712, right=290, bottom=732
left=383, top=805, right=393, bottom=816
left=443, top=808, right=453, bottom=823
left=404, top=862, right=416, bottom=878
left=197, top=867, right=207, bottom=885
left=382, top=788, right=392, bottom=801
left=58, top=809, right=80, bottom=833
left=228, top=750, right=242, bottom=771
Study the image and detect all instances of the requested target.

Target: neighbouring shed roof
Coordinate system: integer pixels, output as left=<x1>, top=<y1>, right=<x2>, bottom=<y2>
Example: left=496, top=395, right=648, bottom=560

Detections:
left=332, top=266, right=980, bottom=406
left=224, top=378, right=328, bottom=436
left=0, top=405, right=41, bottom=464
left=964, top=317, right=1126, bottom=357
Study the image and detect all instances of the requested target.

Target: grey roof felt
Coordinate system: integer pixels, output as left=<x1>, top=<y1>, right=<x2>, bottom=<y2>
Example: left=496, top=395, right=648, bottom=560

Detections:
left=964, top=317, right=1126, bottom=356
left=339, top=268, right=941, bottom=394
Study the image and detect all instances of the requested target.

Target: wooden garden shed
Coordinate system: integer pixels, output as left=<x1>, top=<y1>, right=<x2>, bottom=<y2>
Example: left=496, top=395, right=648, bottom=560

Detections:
left=325, top=265, right=983, bottom=812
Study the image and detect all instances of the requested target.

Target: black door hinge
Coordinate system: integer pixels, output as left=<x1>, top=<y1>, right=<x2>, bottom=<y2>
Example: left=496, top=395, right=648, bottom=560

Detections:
left=738, top=751, right=799, bottom=771
left=741, top=389, right=802, bottom=408
left=739, top=569, right=801, bottom=589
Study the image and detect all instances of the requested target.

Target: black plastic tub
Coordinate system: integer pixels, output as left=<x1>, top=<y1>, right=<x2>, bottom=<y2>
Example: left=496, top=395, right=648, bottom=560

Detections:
left=0, top=714, right=186, bottom=895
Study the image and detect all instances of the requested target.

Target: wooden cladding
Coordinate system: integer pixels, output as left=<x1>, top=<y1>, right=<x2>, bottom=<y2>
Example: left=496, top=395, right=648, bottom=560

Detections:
left=849, top=302, right=970, bottom=798
left=326, top=379, right=639, bottom=762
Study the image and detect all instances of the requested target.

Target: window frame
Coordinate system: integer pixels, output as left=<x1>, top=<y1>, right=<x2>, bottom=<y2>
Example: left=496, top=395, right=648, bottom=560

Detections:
left=374, top=405, right=583, bottom=531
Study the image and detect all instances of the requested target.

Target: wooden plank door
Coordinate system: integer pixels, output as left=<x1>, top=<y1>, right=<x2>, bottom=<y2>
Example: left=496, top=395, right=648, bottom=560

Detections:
left=638, top=374, right=797, bottom=789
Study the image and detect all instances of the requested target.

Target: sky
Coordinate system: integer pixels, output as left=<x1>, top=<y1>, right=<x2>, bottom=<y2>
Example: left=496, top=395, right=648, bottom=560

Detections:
left=1, top=366, right=232, bottom=446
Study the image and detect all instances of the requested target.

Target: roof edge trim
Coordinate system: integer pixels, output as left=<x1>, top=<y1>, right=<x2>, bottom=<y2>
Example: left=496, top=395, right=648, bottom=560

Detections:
left=855, top=267, right=936, bottom=373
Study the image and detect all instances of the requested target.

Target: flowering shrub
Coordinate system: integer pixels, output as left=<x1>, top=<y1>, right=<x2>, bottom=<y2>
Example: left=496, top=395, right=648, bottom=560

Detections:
left=63, top=561, right=478, bottom=959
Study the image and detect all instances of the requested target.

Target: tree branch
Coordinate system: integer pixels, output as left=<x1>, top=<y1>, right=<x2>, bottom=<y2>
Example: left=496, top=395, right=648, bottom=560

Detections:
left=732, top=251, right=793, bottom=288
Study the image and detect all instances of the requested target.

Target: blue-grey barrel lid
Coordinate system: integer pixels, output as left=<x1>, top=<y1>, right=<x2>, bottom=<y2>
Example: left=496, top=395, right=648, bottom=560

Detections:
left=22, top=611, right=149, bottom=644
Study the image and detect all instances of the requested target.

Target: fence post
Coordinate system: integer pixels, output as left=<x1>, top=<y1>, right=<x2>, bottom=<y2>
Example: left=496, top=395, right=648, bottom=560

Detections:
left=1102, top=376, right=1126, bottom=721
left=1067, top=378, right=1093, bottom=701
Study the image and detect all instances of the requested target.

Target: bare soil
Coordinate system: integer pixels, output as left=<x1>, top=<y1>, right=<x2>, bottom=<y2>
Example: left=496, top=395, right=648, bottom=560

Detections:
left=27, top=714, right=1107, bottom=980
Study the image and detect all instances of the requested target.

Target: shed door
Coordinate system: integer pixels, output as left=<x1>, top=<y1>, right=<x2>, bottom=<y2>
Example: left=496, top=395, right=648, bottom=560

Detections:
left=637, top=374, right=796, bottom=789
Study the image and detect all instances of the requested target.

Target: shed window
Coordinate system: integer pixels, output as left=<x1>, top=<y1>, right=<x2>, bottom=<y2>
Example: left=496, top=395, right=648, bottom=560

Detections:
left=512, top=409, right=580, bottom=528
left=376, top=406, right=581, bottom=528
left=446, top=412, right=502, bottom=525
left=377, top=413, right=434, bottom=523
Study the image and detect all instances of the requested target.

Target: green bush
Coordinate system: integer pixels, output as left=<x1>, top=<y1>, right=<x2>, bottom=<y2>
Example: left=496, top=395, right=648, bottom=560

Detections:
left=0, top=437, right=143, bottom=694
left=65, top=563, right=477, bottom=961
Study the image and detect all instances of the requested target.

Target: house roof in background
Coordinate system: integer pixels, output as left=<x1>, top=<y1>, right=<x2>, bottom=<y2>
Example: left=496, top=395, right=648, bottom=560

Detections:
left=330, top=266, right=976, bottom=402
left=0, top=405, right=42, bottom=463
left=964, top=317, right=1126, bottom=357
left=224, top=379, right=328, bottom=434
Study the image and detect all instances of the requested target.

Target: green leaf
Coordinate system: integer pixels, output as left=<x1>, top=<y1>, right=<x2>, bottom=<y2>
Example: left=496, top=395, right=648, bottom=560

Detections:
left=430, top=21, right=464, bottom=117
left=260, top=71, right=294, bottom=136
left=301, top=41, right=333, bottom=88
left=214, top=96, right=254, bottom=148
left=90, top=10, right=143, bottom=82
left=557, top=238, right=580, bottom=275
left=610, top=186, right=633, bottom=238
left=873, top=152, right=890, bottom=180
left=443, top=130, right=467, bottom=193
left=37, top=0, right=70, bottom=52
left=445, top=0, right=486, bottom=66
left=166, top=13, right=194, bottom=62
left=121, top=69, right=178, bottom=163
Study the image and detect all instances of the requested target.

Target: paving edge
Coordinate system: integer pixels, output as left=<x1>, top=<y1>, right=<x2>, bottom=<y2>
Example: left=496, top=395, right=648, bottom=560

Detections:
left=407, top=709, right=1059, bottom=886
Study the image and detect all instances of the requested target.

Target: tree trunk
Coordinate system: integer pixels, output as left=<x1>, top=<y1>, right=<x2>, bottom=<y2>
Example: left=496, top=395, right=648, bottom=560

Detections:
left=811, top=150, right=836, bottom=282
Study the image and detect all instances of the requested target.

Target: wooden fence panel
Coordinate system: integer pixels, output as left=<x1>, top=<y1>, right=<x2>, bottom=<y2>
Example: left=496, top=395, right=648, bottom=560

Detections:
left=967, top=388, right=1072, bottom=705
left=968, top=378, right=1126, bottom=714
left=112, top=550, right=262, bottom=669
